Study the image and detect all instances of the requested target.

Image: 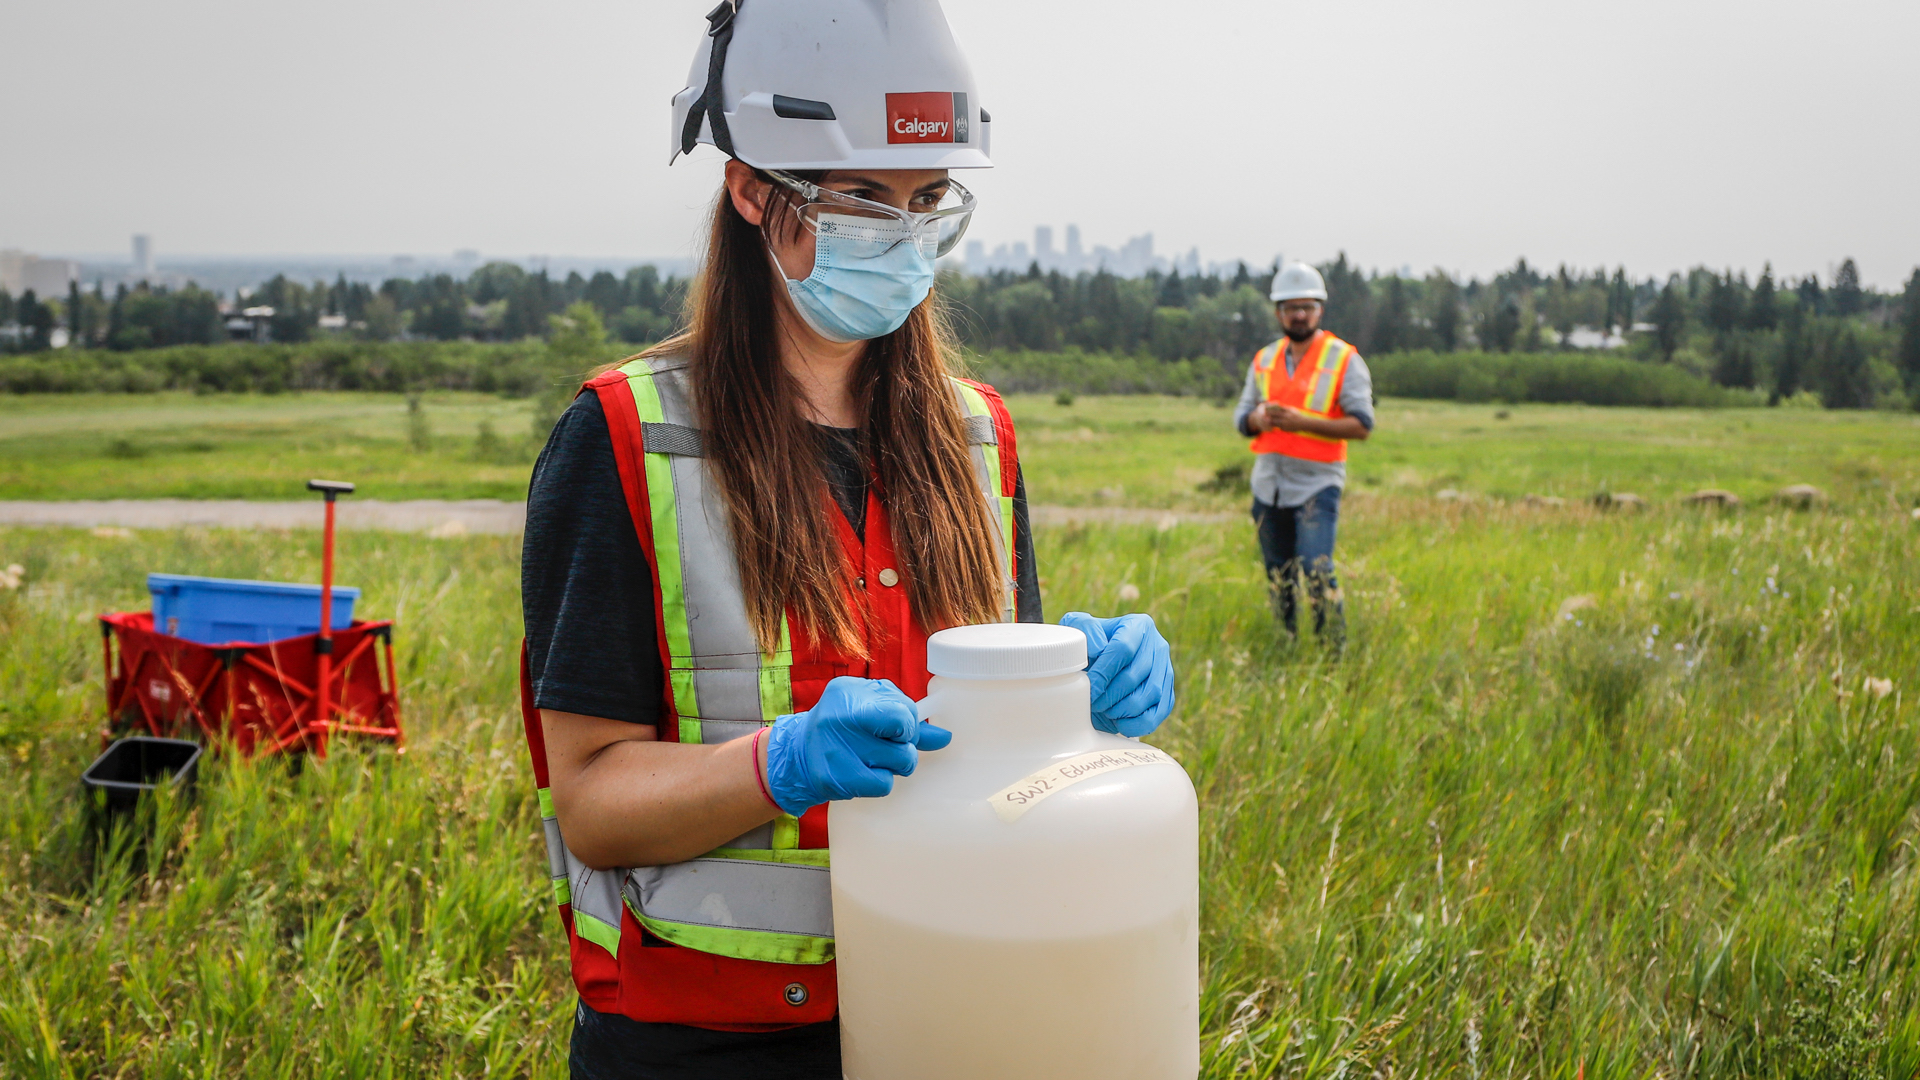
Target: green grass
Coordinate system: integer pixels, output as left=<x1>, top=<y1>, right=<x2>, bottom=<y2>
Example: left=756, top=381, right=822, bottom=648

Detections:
left=4, top=390, right=1918, bottom=508
left=1011, top=394, right=1920, bottom=510
left=2, top=401, right=1919, bottom=1075
left=0, top=391, right=545, bottom=501
left=5, top=502, right=1919, bottom=1075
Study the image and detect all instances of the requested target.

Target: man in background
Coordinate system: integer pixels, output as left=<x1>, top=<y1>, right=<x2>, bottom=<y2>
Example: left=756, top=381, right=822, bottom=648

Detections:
left=1232, top=263, right=1375, bottom=644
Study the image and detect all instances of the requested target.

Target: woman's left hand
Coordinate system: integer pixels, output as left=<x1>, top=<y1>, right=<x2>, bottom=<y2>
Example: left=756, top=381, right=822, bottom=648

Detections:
left=1059, top=612, right=1176, bottom=737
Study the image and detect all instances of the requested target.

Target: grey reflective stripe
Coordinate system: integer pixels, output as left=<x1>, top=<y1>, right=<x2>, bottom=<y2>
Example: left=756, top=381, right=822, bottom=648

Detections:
left=543, top=816, right=568, bottom=880
left=642, top=421, right=705, bottom=457
left=627, top=859, right=835, bottom=938
left=968, top=437, right=1013, bottom=619
left=697, top=722, right=770, bottom=847
left=670, top=451, right=760, bottom=672
left=700, top=718, right=763, bottom=745
left=963, top=413, right=997, bottom=445
left=572, top=861, right=628, bottom=933
left=1308, top=354, right=1340, bottom=413
left=691, top=668, right=765, bottom=725
left=648, top=361, right=783, bottom=729
left=954, top=385, right=1015, bottom=622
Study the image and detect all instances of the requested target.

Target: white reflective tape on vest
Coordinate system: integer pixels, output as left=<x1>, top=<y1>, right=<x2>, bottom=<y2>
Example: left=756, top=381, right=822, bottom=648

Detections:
left=571, top=861, right=629, bottom=932
left=543, top=816, right=569, bottom=880
left=699, top=717, right=763, bottom=745
left=627, top=858, right=835, bottom=938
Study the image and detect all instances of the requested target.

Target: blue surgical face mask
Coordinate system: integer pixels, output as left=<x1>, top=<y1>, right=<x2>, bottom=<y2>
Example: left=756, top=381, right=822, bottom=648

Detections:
left=775, top=214, right=936, bottom=343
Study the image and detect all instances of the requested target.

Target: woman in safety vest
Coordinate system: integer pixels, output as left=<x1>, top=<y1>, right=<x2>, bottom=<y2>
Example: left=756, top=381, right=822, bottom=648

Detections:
left=518, top=3, right=1177, bottom=1076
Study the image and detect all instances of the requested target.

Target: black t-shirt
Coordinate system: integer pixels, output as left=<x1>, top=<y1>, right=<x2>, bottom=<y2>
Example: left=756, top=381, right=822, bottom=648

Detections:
left=521, top=389, right=1042, bottom=1076
left=523, top=389, right=1041, bottom=728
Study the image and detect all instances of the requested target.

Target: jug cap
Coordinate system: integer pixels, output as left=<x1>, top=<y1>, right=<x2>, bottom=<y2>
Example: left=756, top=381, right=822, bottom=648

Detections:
left=926, top=623, right=1087, bottom=681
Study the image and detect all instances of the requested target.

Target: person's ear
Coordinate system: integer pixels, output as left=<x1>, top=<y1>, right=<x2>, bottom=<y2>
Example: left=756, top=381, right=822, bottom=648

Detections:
left=724, top=159, right=769, bottom=227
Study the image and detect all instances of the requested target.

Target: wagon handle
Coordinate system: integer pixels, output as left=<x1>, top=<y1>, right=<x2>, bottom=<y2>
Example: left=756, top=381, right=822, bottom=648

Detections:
left=306, top=479, right=355, bottom=755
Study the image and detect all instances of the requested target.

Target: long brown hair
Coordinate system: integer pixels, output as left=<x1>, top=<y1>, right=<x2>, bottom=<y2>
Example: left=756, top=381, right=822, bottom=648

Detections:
left=638, top=174, right=1003, bottom=657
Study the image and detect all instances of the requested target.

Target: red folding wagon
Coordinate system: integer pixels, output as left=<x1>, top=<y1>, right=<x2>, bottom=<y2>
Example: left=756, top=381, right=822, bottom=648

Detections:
left=97, top=480, right=404, bottom=758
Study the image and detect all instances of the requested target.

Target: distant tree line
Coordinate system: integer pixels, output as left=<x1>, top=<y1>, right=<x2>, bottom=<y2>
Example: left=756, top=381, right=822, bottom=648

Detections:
left=0, top=263, right=688, bottom=353
left=946, top=257, right=1920, bottom=409
left=4, top=255, right=1917, bottom=409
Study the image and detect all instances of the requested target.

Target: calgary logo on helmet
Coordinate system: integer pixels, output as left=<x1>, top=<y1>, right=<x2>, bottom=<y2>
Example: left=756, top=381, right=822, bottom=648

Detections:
left=886, top=91, right=969, bottom=145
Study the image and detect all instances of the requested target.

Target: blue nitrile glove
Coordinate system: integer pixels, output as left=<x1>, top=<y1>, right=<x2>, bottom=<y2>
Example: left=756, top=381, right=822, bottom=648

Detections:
left=1060, top=612, right=1176, bottom=737
left=763, top=676, right=953, bottom=815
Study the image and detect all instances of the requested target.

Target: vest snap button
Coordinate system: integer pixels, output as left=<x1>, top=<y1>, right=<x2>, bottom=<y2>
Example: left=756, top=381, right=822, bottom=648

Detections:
left=878, top=568, right=899, bottom=587
left=783, top=982, right=809, bottom=1006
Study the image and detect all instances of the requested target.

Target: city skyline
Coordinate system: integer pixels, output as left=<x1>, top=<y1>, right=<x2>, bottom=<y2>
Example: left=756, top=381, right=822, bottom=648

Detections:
left=6, top=229, right=1900, bottom=300
left=964, top=225, right=1231, bottom=279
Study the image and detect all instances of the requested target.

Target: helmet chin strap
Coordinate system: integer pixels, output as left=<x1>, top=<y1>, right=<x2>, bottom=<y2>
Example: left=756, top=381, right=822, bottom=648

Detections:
left=680, top=1, right=741, bottom=158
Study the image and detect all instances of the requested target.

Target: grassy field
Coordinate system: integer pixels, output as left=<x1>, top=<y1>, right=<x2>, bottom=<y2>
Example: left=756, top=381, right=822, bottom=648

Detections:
left=0, top=392, right=541, bottom=502
left=4, top=389, right=1917, bottom=507
left=2, top=396, right=1919, bottom=1076
left=1015, top=395, right=1920, bottom=510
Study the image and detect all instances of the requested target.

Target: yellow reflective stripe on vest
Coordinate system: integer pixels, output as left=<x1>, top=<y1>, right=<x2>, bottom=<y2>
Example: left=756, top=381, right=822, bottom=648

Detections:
left=574, top=908, right=621, bottom=955
left=620, top=359, right=699, bottom=732
left=1305, top=340, right=1349, bottom=415
left=638, top=914, right=834, bottom=965
left=760, top=621, right=793, bottom=723
left=538, top=787, right=572, bottom=906
left=1252, top=342, right=1282, bottom=402
left=638, top=917, right=834, bottom=965
left=949, top=378, right=1015, bottom=622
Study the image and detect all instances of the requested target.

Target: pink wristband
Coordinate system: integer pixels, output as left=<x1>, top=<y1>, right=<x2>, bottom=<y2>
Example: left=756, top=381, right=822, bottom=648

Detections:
left=750, top=727, right=780, bottom=810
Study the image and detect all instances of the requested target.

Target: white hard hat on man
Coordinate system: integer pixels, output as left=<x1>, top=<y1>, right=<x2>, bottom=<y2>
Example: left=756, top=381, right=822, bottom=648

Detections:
left=1270, top=263, right=1328, bottom=303
left=670, top=0, right=993, bottom=171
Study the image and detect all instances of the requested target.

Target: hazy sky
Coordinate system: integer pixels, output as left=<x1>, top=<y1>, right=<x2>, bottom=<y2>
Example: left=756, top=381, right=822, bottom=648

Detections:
left=4, top=0, right=1915, bottom=285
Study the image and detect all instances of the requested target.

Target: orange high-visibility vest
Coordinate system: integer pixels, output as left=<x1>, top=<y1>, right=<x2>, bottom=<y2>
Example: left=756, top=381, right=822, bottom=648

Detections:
left=1248, top=330, right=1355, bottom=464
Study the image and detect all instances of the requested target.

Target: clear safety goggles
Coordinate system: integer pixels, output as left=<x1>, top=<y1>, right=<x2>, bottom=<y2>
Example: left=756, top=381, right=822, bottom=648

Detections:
left=767, top=171, right=975, bottom=260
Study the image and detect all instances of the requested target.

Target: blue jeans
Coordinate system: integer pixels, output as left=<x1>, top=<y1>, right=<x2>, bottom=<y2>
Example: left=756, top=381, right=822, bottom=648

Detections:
left=1251, top=486, right=1343, bottom=638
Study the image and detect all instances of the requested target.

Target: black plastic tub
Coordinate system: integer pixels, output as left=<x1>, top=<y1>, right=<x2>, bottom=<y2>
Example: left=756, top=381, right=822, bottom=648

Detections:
left=81, top=737, right=203, bottom=814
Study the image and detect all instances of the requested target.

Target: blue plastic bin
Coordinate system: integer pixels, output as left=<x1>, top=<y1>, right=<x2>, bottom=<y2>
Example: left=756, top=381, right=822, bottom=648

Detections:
left=148, top=573, right=359, bottom=645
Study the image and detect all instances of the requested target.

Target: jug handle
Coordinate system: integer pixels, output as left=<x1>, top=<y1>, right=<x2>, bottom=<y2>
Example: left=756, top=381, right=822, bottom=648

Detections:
left=912, top=695, right=952, bottom=752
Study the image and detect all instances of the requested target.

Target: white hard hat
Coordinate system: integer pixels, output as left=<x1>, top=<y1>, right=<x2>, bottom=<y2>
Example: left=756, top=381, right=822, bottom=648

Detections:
left=1269, top=263, right=1328, bottom=303
left=671, top=0, right=992, bottom=171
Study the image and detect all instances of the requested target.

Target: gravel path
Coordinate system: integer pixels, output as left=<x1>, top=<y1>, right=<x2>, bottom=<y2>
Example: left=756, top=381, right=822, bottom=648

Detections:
left=0, top=500, right=1235, bottom=534
left=0, top=499, right=527, bottom=536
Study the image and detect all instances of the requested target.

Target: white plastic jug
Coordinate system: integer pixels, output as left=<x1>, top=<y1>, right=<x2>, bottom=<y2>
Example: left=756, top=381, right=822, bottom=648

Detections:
left=831, top=623, right=1199, bottom=1080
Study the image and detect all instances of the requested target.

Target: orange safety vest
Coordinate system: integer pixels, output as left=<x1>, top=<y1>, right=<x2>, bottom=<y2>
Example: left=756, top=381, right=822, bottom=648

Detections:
left=1248, top=330, right=1355, bottom=464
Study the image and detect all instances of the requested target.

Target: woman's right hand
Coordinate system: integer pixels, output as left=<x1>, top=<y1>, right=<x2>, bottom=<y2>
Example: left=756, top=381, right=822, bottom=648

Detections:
left=763, top=677, right=954, bottom=815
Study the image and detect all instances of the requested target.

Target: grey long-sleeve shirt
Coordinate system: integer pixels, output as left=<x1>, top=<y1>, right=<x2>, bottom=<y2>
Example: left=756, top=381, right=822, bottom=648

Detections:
left=1231, top=338, right=1376, bottom=509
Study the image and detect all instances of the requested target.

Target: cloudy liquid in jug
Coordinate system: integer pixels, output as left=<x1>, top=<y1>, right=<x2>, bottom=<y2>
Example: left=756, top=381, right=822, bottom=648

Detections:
left=835, top=894, right=1200, bottom=1080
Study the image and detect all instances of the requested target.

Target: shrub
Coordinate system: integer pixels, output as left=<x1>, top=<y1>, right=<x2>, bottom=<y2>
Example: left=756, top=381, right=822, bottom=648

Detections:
left=961, top=348, right=1238, bottom=398
left=1369, top=350, right=1748, bottom=408
left=0, top=340, right=605, bottom=396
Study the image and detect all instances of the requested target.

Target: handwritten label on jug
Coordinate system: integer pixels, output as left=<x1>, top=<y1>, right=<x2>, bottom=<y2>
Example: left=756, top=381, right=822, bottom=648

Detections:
left=988, top=748, right=1176, bottom=823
